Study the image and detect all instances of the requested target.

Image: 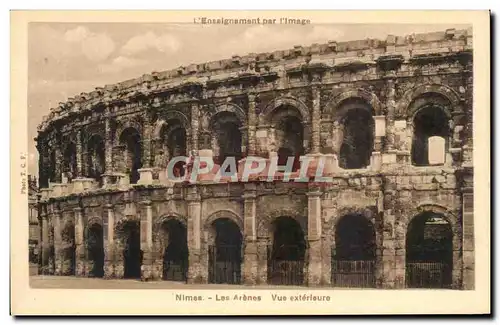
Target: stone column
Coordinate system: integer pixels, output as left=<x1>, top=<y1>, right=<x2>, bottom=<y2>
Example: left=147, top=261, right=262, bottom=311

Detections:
left=256, top=237, right=268, bottom=284
left=310, top=84, right=321, bottom=154
left=307, top=188, right=322, bottom=286
left=140, top=200, right=154, bottom=281
left=247, top=92, right=257, bottom=156
left=142, top=119, right=153, bottom=169
left=138, top=118, right=155, bottom=184
left=381, top=188, right=397, bottom=288
left=54, top=141, right=63, bottom=183
left=74, top=207, right=86, bottom=276
left=320, top=234, right=332, bottom=286
left=76, top=130, right=83, bottom=177
left=48, top=217, right=55, bottom=275
left=40, top=212, right=50, bottom=275
left=393, top=206, right=406, bottom=288
left=460, top=168, right=474, bottom=289
left=384, top=78, right=397, bottom=152
left=242, top=183, right=257, bottom=285
left=191, top=102, right=199, bottom=155
left=104, top=117, right=113, bottom=173
left=186, top=186, right=204, bottom=283
left=37, top=215, right=43, bottom=272
left=151, top=231, right=163, bottom=281
left=103, top=204, right=115, bottom=279
left=53, top=209, right=63, bottom=275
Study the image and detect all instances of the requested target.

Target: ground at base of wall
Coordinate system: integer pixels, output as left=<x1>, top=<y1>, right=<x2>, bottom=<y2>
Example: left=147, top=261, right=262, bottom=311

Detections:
left=29, top=276, right=457, bottom=290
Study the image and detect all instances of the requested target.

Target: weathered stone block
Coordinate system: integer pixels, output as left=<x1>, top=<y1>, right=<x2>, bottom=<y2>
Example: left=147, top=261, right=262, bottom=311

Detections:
left=382, top=153, right=397, bottom=164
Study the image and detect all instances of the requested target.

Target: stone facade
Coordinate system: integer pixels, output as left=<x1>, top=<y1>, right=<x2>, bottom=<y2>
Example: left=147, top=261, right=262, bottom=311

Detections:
left=28, top=175, right=39, bottom=264
left=35, top=28, right=474, bottom=289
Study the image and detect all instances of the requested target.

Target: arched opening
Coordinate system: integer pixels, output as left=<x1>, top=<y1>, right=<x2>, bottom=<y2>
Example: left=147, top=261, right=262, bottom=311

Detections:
left=332, top=214, right=376, bottom=287
left=39, top=148, right=51, bottom=188
left=86, top=223, right=104, bottom=278
left=211, top=112, right=242, bottom=174
left=119, top=128, right=142, bottom=184
left=406, top=212, right=453, bottom=288
left=61, top=222, right=76, bottom=275
left=87, top=135, right=105, bottom=184
left=159, top=219, right=188, bottom=281
left=63, top=142, right=77, bottom=182
left=208, top=218, right=242, bottom=284
left=49, top=150, right=56, bottom=183
left=159, top=121, right=187, bottom=178
left=118, top=220, right=142, bottom=279
left=267, top=216, right=306, bottom=285
left=272, top=106, right=305, bottom=172
left=411, top=103, right=450, bottom=166
left=337, top=100, right=374, bottom=169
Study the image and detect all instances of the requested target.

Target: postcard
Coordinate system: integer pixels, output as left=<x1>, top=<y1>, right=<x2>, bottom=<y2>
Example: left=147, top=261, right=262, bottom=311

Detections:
left=11, top=10, right=490, bottom=315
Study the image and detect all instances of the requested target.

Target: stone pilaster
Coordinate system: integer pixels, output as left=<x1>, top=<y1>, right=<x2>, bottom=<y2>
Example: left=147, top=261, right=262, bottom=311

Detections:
left=384, top=78, right=397, bottom=152
left=459, top=167, right=474, bottom=289
left=74, top=207, right=86, bottom=277
left=307, top=188, right=322, bottom=286
left=242, top=183, right=257, bottom=285
left=151, top=238, right=163, bottom=281
left=393, top=202, right=406, bottom=288
left=381, top=188, right=397, bottom=288
left=40, top=212, right=50, bottom=275
left=191, top=102, right=199, bottom=155
left=247, top=92, right=257, bottom=156
left=142, top=117, right=153, bottom=168
left=310, top=84, right=321, bottom=154
left=256, top=237, right=268, bottom=284
left=53, top=209, right=63, bottom=275
left=320, top=234, right=332, bottom=286
left=104, top=117, right=113, bottom=173
left=76, top=130, right=83, bottom=177
left=103, top=204, right=116, bottom=279
left=54, top=140, right=63, bottom=183
left=47, top=217, right=55, bottom=275
left=186, top=186, right=204, bottom=283
left=140, top=200, right=155, bottom=281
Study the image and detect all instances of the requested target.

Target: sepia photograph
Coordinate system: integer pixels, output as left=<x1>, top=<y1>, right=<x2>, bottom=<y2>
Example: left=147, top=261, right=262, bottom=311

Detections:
left=11, top=10, right=491, bottom=315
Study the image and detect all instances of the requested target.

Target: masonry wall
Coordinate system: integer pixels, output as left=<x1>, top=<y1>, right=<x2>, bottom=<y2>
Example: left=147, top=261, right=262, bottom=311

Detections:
left=35, top=28, right=474, bottom=289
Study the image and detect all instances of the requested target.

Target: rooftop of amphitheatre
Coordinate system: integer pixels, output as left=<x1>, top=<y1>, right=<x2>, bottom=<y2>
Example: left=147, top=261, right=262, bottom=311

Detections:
left=37, top=27, right=472, bottom=132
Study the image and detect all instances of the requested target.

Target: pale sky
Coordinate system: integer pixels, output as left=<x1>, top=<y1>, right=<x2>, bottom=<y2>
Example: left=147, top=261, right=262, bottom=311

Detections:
left=28, top=22, right=469, bottom=175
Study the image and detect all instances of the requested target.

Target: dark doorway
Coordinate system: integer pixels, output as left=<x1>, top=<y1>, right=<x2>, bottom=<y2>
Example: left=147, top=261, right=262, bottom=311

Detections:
left=161, top=220, right=188, bottom=281
left=211, top=112, right=242, bottom=174
left=122, top=221, right=142, bottom=279
left=208, top=218, right=242, bottom=284
left=332, top=214, right=376, bottom=287
left=411, top=104, right=450, bottom=166
left=63, top=142, right=77, bottom=181
left=163, top=123, right=187, bottom=178
left=86, top=224, right=104, bottom=278
left=120, top=128, right=143, bottom=184
left=406, top=212, right=453, bottom=288
left=267, top=216, right=306, bottom=285
left=61, top=223, right=76, bottom=276
left=338, top=105, right=374, bottom=169
left=276, top=115, right=304, bottom=172
left=49, top=150, right=57, bottom=183
left=87, top=135, right=106, bottom=184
